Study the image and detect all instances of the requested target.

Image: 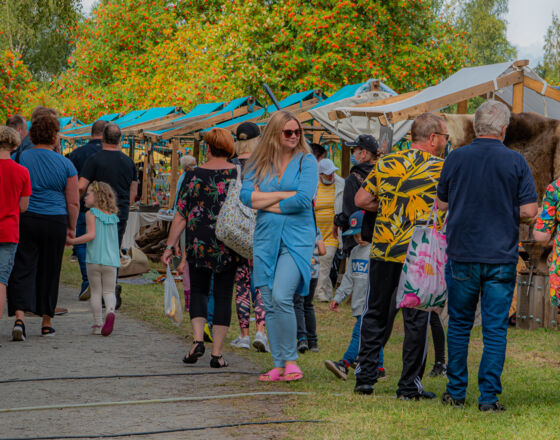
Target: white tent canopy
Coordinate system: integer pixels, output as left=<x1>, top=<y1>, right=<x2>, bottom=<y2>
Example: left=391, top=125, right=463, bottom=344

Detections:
left=326, top=60, right=560, bottom=143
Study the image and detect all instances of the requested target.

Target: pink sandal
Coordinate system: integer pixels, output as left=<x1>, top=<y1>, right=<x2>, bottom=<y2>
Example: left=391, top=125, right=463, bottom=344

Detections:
left=283, top=364, right=303, bottom=381
left=259, top=368, right=284, bottom=382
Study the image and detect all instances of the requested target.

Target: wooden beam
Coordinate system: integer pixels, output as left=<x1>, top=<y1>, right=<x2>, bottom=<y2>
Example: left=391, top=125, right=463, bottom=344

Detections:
left=341, top=142, right=350, bottom=178
left=523, top=76, right=560, bottom=103
left=329, top=90, right=421, bottom=120
left=512, top=81, right=524, bottom=113
left=121, top=111, right=182, bottom=134
left=457, top=100, right=468, bottom=114
left=312, top=120, right=322, bottom=144
left=141, top=142, right=150, bottom=205
left=192, top=136, right=200, bottom=164
left=168, top=139, right=179, bottom=209
left=336, top=71, right=524, bottom=124
left=513, top=59, right=529, bottom=67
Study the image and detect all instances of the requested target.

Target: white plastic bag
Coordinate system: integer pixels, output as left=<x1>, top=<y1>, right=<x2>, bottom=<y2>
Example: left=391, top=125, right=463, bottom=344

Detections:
left=164, top=264, right=183, bottom=326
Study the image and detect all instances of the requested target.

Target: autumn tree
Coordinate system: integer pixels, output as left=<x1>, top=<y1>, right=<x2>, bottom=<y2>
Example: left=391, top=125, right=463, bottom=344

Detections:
left=0, top=50, right=36, bottom=121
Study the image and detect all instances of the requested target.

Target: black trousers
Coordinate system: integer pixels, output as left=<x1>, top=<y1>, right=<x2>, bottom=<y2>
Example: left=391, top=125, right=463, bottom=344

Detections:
left=430, top=311, right=446, bottom=364
left=189, top=264, right=236, bottom=327
left=294, top=277, right=318, bottom=345
left=8, top=213, right=67, bottom=318
left=355, top=260, right=430, bottom=397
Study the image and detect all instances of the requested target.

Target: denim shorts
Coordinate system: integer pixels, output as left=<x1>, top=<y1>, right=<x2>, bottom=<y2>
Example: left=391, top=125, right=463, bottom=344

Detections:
left=0, top=243, right=18, bottom=285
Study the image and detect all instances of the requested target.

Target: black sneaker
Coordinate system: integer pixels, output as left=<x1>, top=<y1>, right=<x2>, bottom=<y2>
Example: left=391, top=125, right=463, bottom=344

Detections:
left=115, top=284, right=122, bottom=310
left=12, top=320, right=26, bottom=341
left=441, top=391, right=465, bottom=408
left=398, top=390, right=437, bottom=400
left=308, top=342, right=319, bottom=352
left=377, top=367, right=386, bottom=379
left=479, top=401, right=505, bottom=412
left=429, top=362, right=447, bottom=377
left=354, top=383, right=374, bottom=395
left=297, top=338, right=308, bottom=353
left=324, top=359, right=348, bottom=380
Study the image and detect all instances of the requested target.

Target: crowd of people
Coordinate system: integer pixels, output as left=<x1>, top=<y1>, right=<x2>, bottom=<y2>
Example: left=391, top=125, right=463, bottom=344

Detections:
left=0, top=100, right=549, bottom=412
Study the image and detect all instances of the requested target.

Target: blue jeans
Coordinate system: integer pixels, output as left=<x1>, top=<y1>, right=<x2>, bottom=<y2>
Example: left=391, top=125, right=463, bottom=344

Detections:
left=74, top=212, right=88, bottom=285
left=259, top=243, right=300, bottom=368
left=445, top=260, right=516, bottom=404
left=344, top=316, right=384, bottom=368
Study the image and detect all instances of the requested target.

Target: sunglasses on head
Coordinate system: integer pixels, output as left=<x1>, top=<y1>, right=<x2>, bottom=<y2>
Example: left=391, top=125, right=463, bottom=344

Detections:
left=282, top=129, right=301, bottom=138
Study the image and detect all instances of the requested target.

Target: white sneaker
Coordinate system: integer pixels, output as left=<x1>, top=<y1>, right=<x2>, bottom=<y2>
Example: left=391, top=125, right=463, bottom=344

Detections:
left=230, top=335, right=251, bottom=349
left=92, top=325, right=102, bottom=335
left=252, top=331, right=270, bottom=352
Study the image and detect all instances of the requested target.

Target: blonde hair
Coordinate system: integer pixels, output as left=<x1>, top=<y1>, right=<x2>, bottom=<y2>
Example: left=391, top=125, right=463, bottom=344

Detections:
left=0, top=126, right=21, bottom=151
left=245, top=110, right=310, bottom=183
left=235, top=136, right=260, bottom=156
left=90, top=181, right=119, bottom=215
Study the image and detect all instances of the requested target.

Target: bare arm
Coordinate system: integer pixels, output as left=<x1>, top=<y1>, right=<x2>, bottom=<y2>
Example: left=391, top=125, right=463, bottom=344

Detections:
left=251, top=190, right=296, bottom=210
left=129, top=181, right=138, bottom=205
left=355, top=187, right=379, bottom=212
left=317, top=239, right=327, bottom=256
left=162, top=211, right=187, bottom=265
left=65, top=175, right=80, bottom=234
left=69, top=212, right=96, bottom=245
left=78, top=177, right=90, bottom=197
left=520, top=202, right=538, bottom=222
left=533, top=230, right=551, bottom=243
left=436, top=196, right=448, bottom=211
left=19, top=196, right=29, bottom=213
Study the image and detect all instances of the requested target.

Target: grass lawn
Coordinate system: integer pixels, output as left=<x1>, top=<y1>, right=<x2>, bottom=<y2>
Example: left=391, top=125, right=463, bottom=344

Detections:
left=60, top=250, right=560, bottom=439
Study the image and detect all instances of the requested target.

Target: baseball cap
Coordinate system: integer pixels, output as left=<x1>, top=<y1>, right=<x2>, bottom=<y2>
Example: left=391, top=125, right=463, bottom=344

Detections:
left=346, top=134, right=379, bottom=154
left=236, top=122, right=260, bottom=140
left=318, top=158, right=338, bottom=175
left=343, top=210, right=365, bottom=236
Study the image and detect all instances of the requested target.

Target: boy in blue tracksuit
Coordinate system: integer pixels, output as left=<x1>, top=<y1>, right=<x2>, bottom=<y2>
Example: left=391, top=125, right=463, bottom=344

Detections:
left=324, top=210, right=385, bottom=380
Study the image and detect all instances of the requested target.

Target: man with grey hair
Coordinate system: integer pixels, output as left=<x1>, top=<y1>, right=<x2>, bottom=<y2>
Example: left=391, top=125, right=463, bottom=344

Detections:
left=353, top=112, right=449, bottom=398
left=79, top=123, right=138, bottom=309
left=437, top=100, right=537, bottom=411
left=6, top=115, right=32, bottom=153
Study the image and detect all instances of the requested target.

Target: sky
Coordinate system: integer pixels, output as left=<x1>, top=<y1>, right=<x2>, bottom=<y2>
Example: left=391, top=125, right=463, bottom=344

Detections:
left=81, top=0, right=558, bottom=68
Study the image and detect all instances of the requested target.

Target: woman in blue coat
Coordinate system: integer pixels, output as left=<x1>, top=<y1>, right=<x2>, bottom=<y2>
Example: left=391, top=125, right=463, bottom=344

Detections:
left=240, top=110, right=318, bottom=382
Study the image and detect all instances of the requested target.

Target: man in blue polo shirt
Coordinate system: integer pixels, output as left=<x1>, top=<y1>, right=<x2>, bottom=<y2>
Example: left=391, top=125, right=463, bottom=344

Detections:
left=436, top=100, right=537, bottom=412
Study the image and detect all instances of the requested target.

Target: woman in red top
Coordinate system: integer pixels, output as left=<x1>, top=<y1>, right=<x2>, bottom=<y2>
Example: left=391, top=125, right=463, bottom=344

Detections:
left=0, top=126, right=31, bottom=320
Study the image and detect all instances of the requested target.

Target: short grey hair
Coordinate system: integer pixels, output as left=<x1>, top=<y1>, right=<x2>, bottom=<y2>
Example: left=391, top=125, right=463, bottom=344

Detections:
left=179, top=154, right=197, bottom=170
left=411, top=113, right=444, bottom=143
left=474, top=100, right=510, bottom=137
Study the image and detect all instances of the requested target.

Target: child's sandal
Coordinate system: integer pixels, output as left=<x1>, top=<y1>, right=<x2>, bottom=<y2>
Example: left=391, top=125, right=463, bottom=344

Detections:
left=259, top=368, right=284, bottom=382
left=283, top=364, right=303, bottom=381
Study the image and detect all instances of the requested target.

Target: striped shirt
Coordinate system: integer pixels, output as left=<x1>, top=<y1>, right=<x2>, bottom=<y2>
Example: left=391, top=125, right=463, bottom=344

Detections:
left=315, top=180, right=337, bottom=247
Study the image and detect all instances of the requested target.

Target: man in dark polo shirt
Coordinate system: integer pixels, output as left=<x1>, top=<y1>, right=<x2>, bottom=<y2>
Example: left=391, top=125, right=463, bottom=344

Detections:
left=437, top=100, right=537, bottom=412
left=79, top=123, right=138, bottom=308
left=67, top=120, right=107, bottom=300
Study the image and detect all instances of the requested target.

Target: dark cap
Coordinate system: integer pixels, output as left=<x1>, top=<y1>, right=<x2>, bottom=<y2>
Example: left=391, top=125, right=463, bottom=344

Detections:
left=346, top=134, right=379, bottom=154
left=236, top=122, right=260, bottom=141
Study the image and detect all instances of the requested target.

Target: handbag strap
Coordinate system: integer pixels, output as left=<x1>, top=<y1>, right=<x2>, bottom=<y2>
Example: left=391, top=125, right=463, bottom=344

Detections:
left=235, top=164, right=242, bottom=187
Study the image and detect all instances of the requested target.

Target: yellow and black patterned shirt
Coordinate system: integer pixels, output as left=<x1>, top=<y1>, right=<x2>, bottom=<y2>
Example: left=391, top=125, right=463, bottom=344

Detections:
left=362, top=149, right=443, bottom=263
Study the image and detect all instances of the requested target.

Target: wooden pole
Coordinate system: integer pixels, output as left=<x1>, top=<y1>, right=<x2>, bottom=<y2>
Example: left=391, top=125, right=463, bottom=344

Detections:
left=341, top=141, right=350, bottom=178
left=141, top=142, right=150, bottom=205
left=168, top=139, right=179, bottom=209
left=312, top=120, right=321, bottom=144
left=512, top=80, right=524, bottom=113
left=193, top=136, right=200, bottom=164
left=457, top=100, right=468, bottom=114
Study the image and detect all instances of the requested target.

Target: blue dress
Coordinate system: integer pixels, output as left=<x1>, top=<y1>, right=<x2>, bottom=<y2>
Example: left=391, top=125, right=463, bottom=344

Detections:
left=240, top=152, right=318, bottom=295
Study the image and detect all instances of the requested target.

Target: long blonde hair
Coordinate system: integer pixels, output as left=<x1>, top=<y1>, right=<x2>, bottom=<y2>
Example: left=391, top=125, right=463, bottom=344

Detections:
left=245, top=110, right=310, bottom=183
left=91, top=181, right=119, bottom=215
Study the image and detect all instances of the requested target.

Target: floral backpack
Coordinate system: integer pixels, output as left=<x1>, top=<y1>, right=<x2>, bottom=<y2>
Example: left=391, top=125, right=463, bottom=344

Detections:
left=215, top=165, right=256, bottom=259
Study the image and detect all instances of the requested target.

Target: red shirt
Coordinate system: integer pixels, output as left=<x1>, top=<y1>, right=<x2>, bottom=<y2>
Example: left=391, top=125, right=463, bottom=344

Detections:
left=0, top=158, right=32, bottom=243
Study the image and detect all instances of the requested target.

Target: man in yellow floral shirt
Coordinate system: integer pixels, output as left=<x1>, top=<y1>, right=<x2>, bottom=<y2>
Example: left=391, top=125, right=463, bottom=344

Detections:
left=353, top=113, right=448, bottom=398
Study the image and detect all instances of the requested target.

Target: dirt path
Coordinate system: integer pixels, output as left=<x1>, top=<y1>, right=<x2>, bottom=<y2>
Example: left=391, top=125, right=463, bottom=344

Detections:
left=0, top=285, right=286, bottom=439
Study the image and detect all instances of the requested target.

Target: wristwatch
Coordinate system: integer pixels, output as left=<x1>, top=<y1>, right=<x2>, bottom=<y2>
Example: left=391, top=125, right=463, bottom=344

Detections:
left=165, top=245, right=174, bottom=251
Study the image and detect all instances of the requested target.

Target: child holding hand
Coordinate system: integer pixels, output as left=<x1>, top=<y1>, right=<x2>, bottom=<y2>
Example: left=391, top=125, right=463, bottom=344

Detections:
left=68, top=181, right=120, bottom=336
left=324, top=210, right=385, bottom=380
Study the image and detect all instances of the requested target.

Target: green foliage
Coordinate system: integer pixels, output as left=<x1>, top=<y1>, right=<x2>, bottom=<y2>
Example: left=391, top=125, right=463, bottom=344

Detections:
left=456, top=0, right=517, bottom=66
left=536, top=13, right=560, bottom=85
left=0, top=0, right=83, bottom=81
left=0, top=49, right=36, bottom=121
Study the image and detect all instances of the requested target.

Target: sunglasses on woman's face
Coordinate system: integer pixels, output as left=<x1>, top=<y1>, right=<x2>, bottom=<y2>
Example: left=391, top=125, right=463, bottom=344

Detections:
left=282, top=129, right=301, bottom=138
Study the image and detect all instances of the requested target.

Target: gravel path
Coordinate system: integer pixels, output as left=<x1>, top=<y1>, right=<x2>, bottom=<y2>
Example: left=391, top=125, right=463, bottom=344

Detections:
left=0, top=285, right=286, bottom=439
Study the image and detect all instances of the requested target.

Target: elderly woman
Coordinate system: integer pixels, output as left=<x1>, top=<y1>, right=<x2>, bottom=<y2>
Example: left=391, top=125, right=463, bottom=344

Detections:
left=8, top=112, right=79, bottom=339
left=240, top=110, right=318, bottom=381
left=534, top=179, right=560, bottom=305
left=163, top=128, right=238, bottom=368
left=229, top=122, right=269, bottom=352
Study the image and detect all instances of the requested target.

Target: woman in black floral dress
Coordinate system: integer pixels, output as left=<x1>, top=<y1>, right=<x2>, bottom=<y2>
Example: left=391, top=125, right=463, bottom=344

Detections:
left=162, top=128, right=238, bottom=368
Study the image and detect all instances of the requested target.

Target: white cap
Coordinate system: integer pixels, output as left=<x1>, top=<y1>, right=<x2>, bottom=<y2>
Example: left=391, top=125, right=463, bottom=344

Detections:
left=318, top=158, right=338, bottom=175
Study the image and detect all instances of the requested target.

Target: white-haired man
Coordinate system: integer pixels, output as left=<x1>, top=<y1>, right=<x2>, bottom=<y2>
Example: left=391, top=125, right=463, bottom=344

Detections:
left=437, top=100, right=537, bottom=411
